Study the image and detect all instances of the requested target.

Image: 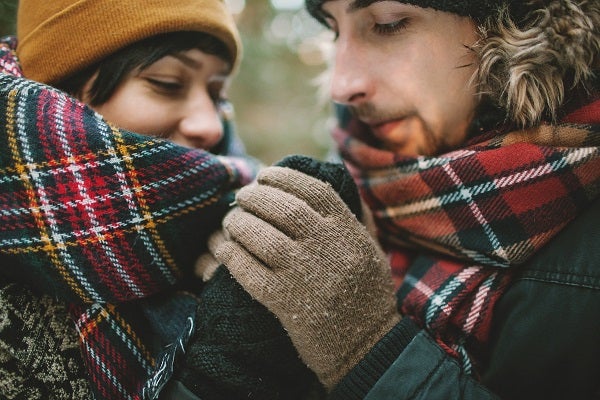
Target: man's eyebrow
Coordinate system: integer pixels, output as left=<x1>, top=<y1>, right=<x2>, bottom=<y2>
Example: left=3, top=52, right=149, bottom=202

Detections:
left=348, top=0, right=385, bottom=11
left=319, top=0, right=385, bottom=21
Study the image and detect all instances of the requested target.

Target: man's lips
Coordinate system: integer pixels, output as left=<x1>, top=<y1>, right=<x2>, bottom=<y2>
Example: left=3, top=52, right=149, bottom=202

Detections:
left=359, top=114, right=434, bottom=156
left=369, top=118, right=406, bottom=141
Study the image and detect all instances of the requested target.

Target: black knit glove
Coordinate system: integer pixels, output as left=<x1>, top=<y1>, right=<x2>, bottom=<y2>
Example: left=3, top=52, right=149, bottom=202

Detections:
left=171, top=264, right=324, bottom=400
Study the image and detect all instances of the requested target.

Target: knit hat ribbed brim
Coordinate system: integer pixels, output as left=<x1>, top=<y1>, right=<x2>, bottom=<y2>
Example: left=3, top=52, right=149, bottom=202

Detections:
left=17, top=0, right=241, bottom=85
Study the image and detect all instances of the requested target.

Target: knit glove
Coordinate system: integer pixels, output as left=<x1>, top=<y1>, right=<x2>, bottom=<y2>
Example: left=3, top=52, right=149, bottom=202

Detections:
left=194, top=230, right=226, bottom=281
left=172, top=264, right=324, bottom=400
left=217, top=157, right=402, bottom=390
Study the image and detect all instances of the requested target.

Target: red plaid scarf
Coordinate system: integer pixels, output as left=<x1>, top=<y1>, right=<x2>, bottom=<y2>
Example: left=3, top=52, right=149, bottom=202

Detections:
left=0, top=38, right=259, bottom=399
left=334, top=103, right=600, bottom=372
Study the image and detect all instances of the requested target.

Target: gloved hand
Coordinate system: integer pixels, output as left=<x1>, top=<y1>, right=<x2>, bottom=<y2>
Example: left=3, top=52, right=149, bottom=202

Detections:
left=217, top=164, right=402, bottom=390
left=195, top=229, right=227, bottom=281
left=172, top=264, right=324, bottom=400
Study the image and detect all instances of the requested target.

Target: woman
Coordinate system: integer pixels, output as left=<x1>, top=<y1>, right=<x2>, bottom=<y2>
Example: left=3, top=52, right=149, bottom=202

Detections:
left=0, top=0, right=265, bottom=398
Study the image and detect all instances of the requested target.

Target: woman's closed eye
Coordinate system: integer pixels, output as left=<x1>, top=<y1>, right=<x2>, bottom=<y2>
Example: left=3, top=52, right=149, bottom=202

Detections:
left=146, top=77, right=184, bottom=93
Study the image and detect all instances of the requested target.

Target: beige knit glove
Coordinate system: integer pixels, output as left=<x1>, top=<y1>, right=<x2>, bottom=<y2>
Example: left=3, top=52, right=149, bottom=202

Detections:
left=195, top=229, right=227, bottom=281
left=216, top=166, right=401, bottom=390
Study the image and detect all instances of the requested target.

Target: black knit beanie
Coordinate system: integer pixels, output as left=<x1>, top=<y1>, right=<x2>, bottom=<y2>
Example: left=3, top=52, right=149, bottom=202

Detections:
left=306, top=0, right=528, bottom=25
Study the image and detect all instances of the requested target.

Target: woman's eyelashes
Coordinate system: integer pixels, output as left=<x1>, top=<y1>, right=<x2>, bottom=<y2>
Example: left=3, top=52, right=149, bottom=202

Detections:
left=144, top=75, right=226, bottom=106
left=146, top=77, right=184, bottom=94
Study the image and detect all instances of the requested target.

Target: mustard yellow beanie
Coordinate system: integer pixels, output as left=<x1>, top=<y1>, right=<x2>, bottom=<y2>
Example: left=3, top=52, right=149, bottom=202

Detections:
left=17, top=0, right=241, bottom=85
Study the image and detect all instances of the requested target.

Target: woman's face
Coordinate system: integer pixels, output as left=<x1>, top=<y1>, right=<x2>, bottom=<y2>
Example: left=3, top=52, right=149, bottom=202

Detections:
left=83, top=48, right=230, bottom=150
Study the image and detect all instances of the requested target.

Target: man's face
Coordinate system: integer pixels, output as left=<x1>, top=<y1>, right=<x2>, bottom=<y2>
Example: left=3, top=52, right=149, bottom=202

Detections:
left=320, top=0, right=481, bottom=156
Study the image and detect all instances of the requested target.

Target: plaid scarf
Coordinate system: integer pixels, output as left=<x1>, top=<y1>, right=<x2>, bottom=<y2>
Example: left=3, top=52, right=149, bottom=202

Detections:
left=0, top=37, right=260, bottom=399
left=334, top=103, right=600, bottom=372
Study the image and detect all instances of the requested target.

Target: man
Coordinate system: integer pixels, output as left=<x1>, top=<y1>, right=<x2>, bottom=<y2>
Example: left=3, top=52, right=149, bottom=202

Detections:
left=216, top=0, right=600, bottom=399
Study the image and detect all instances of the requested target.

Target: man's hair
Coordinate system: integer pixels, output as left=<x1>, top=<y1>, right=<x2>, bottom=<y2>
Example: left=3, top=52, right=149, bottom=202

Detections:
left=57, top=31, right=231, bottom=106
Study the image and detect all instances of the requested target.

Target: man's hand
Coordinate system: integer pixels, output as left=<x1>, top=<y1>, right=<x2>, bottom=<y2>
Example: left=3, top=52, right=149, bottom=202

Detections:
left=217, top=166, right=401, bottom=390
left=195, top=230, right=227, bottom=281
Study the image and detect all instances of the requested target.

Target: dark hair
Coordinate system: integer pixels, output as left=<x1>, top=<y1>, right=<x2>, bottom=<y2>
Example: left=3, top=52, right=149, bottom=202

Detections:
left=56, top=31, right=231, bottom=105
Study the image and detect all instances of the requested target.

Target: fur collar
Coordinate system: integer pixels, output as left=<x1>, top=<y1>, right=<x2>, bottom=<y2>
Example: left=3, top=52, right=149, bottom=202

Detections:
left=476, top=0, right=600, bottom=127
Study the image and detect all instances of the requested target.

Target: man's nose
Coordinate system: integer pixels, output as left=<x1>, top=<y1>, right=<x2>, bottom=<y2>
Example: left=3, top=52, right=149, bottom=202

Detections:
left=330, top=36, right=373, bottom=105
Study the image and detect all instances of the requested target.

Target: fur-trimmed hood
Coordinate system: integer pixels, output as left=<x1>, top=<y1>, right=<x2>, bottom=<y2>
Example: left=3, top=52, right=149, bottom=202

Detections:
left=476, top=0, right=599, bottom=127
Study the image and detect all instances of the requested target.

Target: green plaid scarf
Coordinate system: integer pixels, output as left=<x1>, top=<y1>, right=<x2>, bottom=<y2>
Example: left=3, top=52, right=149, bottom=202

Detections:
left=0, top=37, right=260, bottom=399
left=334, top=103, right=600, bottom=372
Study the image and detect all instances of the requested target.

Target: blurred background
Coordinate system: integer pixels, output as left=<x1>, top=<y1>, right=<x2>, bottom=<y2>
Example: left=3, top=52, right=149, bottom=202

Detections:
left=0, top=0, right=334, bottom=165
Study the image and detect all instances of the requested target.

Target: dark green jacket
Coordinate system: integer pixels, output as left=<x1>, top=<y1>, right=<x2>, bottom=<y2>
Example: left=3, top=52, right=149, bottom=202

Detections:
left=331, top=198, right=600, bottom=400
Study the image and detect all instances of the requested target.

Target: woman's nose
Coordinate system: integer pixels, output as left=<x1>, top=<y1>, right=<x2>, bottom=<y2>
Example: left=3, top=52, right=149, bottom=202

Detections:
left=175, top=95, right=224, bottom=150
